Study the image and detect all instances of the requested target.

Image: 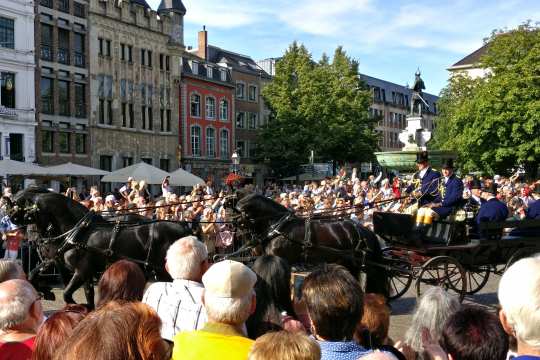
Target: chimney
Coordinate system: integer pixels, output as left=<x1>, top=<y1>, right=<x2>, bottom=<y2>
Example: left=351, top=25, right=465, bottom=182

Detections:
left=198, top=25, right=208, bottom=61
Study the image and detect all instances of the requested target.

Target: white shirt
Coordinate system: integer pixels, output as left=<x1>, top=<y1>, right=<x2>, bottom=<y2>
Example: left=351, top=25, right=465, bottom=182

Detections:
left=142, top=279, right=207, bottom=341
left=419, top=168, right=428, bottom=179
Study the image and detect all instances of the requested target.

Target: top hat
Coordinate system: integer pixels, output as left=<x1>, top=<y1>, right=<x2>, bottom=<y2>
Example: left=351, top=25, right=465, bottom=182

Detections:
left=442, top=159, right=454, bottom=170
left=470, top=178, right=483, bottom=190
left=416, top=151, right=429, bottom=164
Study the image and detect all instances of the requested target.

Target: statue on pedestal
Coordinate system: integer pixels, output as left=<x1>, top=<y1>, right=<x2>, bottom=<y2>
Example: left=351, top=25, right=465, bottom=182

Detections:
left=410, top=69, right=429, bottom=116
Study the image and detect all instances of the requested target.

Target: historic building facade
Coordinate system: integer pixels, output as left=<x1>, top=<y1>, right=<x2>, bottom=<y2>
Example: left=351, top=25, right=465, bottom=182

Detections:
left=193, top=29, right=272, bottom=185
left=88, top=0, right=185, bottom=173
left=34, top=0, right=90, bottom=165
left=0, top=0, right=37, bottom=163
left=360, top=74, right=439, bottom=152
left=179, top=51, right=234, bottom=184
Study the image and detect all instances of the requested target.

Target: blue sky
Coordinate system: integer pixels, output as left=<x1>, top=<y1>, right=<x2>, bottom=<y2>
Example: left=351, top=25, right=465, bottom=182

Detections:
left=147, top=0, right=540, bottom=96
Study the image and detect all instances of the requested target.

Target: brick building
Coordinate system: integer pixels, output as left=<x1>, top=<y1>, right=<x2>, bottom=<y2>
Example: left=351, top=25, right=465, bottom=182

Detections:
left=34, top=0, right=90, bottom=165
left=88, top=0, right=185, bottom=174
left=193, top=29, right=272, bottom=185
left=179, top=48, right=234, bottom=185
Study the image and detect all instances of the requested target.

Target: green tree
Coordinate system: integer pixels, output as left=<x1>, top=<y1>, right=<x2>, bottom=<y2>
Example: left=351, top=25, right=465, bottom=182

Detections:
left=257, top=43, right=378, bottom=177
left=432, top=23, right=540, bottom=177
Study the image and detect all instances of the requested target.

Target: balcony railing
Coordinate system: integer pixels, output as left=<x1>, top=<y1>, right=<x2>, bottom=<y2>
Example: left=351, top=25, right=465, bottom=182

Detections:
left=74, top=52, right=85, bottom=67
left=40, top=45, right=53, bottom=61
left=57, top=0, right=70, bottom=13
left=40, top=0, right=53, bottom=8
left=57, top=48, right=70, bottom=65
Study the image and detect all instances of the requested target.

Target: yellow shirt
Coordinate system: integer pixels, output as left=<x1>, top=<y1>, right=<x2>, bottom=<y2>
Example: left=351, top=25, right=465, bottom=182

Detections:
left=172, top=322, right=254, bottom=360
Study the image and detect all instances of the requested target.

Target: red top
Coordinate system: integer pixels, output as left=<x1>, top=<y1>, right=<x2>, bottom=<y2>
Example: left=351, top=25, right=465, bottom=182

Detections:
left=0, top=337, right=35, bottom=360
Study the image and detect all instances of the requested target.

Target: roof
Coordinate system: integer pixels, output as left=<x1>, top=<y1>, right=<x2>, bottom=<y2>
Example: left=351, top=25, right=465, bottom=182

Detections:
left=131, top=0, right=150, bottom=9
left=207, top=45, right=271, bottom=78
left=157, top=0, right=186, bottom=15
left=181, top=56, right=235, bottom=87
left=360, top=73, right=439, bottom=104
left=450, top=43, right=489, bottom=68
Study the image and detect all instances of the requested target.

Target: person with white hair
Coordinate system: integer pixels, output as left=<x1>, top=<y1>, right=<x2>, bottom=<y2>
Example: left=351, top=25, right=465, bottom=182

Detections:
left=0, top=279, right=44, bottom=358
left=171, top=260, right=257, bottom=360
left=0, top=260, right=25, bottom=283
left=143, top=236, right=209, bottom=341
left=498, top=256, right=540, bottom=359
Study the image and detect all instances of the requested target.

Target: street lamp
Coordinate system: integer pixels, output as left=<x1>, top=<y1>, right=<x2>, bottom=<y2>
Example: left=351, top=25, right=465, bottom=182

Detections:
left=231, top=150, right=240, bottom=174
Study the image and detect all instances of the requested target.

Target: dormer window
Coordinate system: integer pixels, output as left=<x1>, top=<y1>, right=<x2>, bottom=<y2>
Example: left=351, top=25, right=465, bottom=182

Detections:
left=220, top=69, right=227, bottom=82
left=191, top=61, right=199, bottom=75
left=206, top=65, right=213, bottom=79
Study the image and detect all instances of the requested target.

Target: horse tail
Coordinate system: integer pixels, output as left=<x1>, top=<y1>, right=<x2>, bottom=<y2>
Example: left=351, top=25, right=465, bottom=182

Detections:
left=350, top=220, right=389, bottom=299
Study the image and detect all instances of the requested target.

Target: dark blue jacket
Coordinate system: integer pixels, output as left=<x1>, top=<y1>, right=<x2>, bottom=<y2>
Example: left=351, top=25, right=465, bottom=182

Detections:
left=406, top=167, right=441, bottom=206
left=510, top=200, right=540, bottom=237
left=527, top=200, right=540, bottom=219
left=434, top=175, right=464, bottom=219
left=476, top=198, right=509, bottom=238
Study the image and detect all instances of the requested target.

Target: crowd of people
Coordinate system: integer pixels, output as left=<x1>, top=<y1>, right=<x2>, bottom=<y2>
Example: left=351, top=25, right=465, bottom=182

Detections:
left=1, top=236, right=539, bottom=360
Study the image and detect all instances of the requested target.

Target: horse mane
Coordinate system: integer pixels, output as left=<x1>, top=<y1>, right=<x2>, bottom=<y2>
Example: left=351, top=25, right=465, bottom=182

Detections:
left=237, top=192, right=289, bottom=216
left=15, top=187, right=89, bottom=219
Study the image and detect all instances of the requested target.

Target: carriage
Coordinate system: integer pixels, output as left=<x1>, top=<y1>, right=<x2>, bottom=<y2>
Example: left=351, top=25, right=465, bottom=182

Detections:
left=374, top=211, right=540, bottom=301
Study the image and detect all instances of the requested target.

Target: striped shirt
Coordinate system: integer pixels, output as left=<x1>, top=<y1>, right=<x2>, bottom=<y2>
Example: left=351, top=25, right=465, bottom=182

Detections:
left=143, top=279, right=207, bottom=341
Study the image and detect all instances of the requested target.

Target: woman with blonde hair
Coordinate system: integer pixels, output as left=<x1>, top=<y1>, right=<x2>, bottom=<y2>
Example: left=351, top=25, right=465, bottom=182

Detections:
left=249, top=331, right=320, bottom=360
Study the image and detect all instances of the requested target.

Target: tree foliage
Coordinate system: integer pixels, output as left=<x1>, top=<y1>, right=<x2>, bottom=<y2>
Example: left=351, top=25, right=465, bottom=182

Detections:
left=257, top=43, right=378, bottom=177
left=432, top=22, right=540, bottom=177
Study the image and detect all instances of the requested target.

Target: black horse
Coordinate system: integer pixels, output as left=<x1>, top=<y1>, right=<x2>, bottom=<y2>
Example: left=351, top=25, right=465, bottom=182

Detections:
left=9, top=188, right=191, bottom=308
left=224, top=191, right=388, bottom=296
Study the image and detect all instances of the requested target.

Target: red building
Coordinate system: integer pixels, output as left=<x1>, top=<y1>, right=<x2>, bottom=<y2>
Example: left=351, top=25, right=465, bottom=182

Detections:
left=179, top=55, right=235, bottom=185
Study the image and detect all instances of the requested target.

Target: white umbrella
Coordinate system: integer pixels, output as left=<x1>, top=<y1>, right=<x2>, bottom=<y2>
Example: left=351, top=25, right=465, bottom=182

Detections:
left=45, top=162, right=110, bottom=176
left=0, top=159, right=48, bottom=177
left=169, top=167, right=205, bottom=187
left=100, top=162, right=171, bottom=185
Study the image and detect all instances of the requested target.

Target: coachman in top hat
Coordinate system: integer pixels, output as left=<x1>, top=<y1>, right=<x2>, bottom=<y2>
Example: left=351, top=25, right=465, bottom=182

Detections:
left=405, top=151, right=441, bottom=207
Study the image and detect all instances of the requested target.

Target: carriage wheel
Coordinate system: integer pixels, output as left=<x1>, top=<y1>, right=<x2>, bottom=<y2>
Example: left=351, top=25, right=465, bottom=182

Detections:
left=464, top=266, right=491, bottom=295
left=505, top=247, right=538, bottom=272
left=416, top=256, right=467, bottom=302
left=387, top=259, right=414, bottom=300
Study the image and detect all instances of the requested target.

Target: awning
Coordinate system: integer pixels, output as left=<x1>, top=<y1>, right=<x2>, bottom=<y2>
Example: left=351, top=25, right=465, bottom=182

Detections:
left=0, top=159, right=48, bottom=177
left=45, top=162, right=110, bottom=176
left=100, top=162, right=170, bottom=185
left=169, top=167, right=205, bottom=187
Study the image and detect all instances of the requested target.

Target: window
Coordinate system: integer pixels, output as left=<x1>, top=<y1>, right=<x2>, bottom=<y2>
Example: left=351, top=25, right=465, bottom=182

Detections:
left=159, top=54, right=164, bottom=70
left=147, top=50, right=152, bottom=68
left=98, top=99, right=104, bottom=124
left=165, top=55, right=170, bottom=71
left=59, top=132, right=70, bottom=153
left=220, top=129, right=229, bottom=159
left=141, top=158, right=152, bottom=165
left=191, top=126, right=201, bottom=156
left=191, top=61, right=198, bottom=74
left=219, top=99, right=228, bottom=121
left=75, top=133, right=86, bottom=154
left=107, top=100, right=112, bottom=125
left=98, top=38, right=103, bottom=56
left=128, top=104, right=134, bottom=128
left=236, top=140, right=245, bottom=158
left=0, top=17, right=15, bottom=49
left=206, top=66, right=213, bottom=79
left=58, top=29, right=70, bottom=64
left=73, top=2, right=86, bottom=18
left=123, top=157, right=133, bottom=167
left=127, top=45, right=133, bottom=62
left=73, top=33, right=85, bottom=67
left=236, top=112, right=245, bottom=128
left=58, top=0, right=69, bottom=13
left=121, top=43, right=125, bottom=61
left=248, top=113, right=257, bottom=129
left=166, top=109, right=171, bottom=132
left=248, top=85, right=257, bottom=102
left=206, top=127, right=215, bottom=158
left=40, top=77, right=54, bottom=114
left=148, top=107, right=153, bottom=130
left=220, top=69, right=227, bottom=82
left=159, top=158, right=170, bottom=172
left=205, top=97, right=215, bottom=119
left=105, top=40, right=111, bottom=57
left=141, top=106, right=146, bottom=129
left=1, top=72, right=15, bottom=108
left=100, top=155, right=112, bottom=171
left=42, top=131, right=54, bottom=153
left=190, top=93, right=200, bottom=117
left=122, top=102, right=127, bottom=127
left=236, top=82, right=245, bottom=99
left=58, top=80, right=70, bottom=116
left=160, top=109, right=164, bottom=131
left=40, top=24, right=53, bottom=61
left=74, top=83, right=86, bottom=118
left=140, top=49, right=146, bottom=66
left=248, top=142, right=257, bottom=159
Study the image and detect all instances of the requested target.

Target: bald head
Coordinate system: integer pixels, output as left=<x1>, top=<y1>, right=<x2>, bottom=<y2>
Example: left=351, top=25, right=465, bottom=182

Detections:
left=359, top=351, right=398, bottom=360
left=0, top=279, right=41, bottom=331
left=0, top=260, right=25, bottom=283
